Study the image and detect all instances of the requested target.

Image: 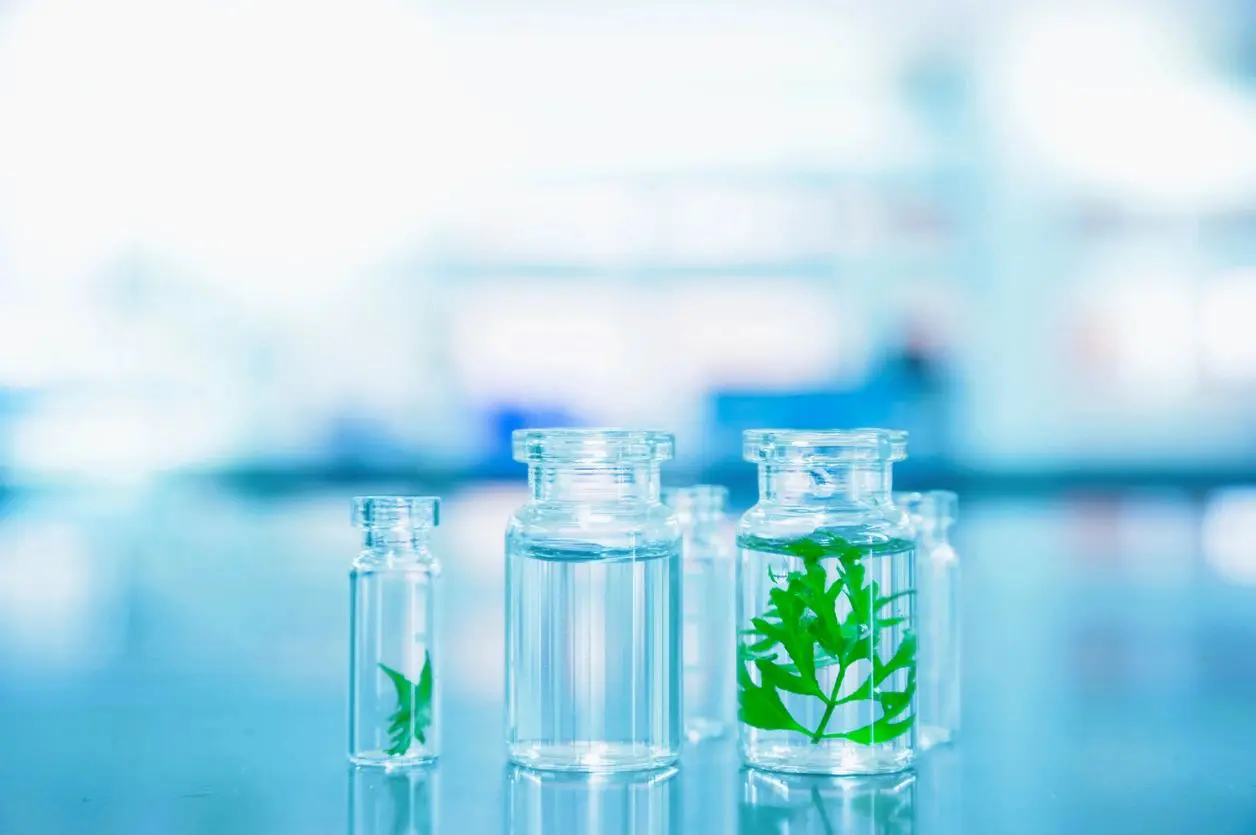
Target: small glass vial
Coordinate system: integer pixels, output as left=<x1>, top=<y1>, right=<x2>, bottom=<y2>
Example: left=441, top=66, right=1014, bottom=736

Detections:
left=738, top=429, right=917, bottom=775
left=349, top=496, right=441, bottom=767
left=662, top=484, right=734, bottom=742
left=506, top=429, right=683, bottom=772
left=896, top=490, right=960, bottom=750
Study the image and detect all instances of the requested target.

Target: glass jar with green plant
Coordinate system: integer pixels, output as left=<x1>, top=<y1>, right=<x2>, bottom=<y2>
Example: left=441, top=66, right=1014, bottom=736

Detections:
left=738, top=430, right=916, bottom=775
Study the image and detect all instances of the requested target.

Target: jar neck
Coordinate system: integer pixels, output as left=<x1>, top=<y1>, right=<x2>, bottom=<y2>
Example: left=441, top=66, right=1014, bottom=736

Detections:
left=361, top=527, right=434, bottom=555
left=759, top=463, right=894, bottom=505
left=530, top=464, right=661, bottom=502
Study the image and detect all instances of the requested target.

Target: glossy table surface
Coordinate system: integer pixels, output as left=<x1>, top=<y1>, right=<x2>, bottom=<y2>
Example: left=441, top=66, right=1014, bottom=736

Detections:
left=1, top=482, right=1255, bottom=834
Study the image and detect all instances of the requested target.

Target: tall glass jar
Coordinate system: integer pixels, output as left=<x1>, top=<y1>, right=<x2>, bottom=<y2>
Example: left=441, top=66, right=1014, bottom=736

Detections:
left=348, top=496, right=441, bottom=767
left=662, top=484, right=734, bottom=742
left=896, top=490, right=960, bottom=750
left=506, top=429, right=682, bottom=772
left=738, top=429, right=917, bottom=775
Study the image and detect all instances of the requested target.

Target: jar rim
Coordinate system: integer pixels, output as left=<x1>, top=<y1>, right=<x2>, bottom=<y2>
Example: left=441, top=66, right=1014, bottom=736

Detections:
left=512, top=428, right=675, bottom=464
left=743, top=428, right=908, bottom=464
left=352, top=496, right=441, bottom=529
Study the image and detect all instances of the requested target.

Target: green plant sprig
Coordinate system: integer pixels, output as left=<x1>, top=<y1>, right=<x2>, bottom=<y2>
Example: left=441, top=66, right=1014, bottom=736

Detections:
left=737, top=531, right=916, bottom=745
left=379, top=651, right=433, bottom=756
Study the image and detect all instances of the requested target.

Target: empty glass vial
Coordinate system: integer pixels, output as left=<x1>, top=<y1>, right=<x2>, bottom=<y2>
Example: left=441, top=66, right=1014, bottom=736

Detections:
left=662, top=484, right=734, bottom=742
left=506, top=429, right=683, bottom=772
left=349, top=496, right=441, bottom=767
left=738, top=429, right=917, bottom=775
left=896, top=490, right=960, bottom=750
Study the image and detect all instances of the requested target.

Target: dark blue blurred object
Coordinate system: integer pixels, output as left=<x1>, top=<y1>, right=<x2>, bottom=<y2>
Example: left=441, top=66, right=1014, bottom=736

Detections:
left=481, top=405, right=584, bottom=476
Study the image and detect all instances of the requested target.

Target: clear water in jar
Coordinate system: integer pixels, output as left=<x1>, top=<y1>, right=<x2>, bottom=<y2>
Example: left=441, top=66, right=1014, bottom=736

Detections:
left=507, top=540, right=682, bottom=772
left=737, top=532, right=916, bottom=775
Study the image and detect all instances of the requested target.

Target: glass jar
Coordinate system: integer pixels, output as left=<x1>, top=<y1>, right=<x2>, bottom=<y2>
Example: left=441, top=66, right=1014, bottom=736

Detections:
left=662, top=484, right=734, bottom=742
left=348, top=496, right=441, bottom=767
left=896, top=490, right=960, bottom=750
left=737, top=429, right=917, bottom=775
left=506, top=429, right=682, bottom=772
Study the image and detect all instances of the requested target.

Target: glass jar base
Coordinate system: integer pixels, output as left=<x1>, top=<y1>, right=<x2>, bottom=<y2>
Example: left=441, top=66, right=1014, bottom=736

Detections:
left=684, top=718, right=729, bottom=743
left=742, top=741, right=914, bottom=776
left=509, top=742, right=679, bottom=773
left=349, top=750, right=438, bottom=770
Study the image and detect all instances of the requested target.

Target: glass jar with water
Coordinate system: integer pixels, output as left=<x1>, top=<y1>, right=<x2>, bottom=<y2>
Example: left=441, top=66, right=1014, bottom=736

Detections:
left=506, top=429, right=682, bottom=772
left=738, top=429, right=917, bottom=774
left=348, top=496, right=441, bottom=767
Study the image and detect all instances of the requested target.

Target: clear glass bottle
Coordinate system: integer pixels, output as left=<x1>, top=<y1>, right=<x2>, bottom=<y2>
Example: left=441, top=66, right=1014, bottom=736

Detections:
left=662, top=484, right=734, bottom=742
left=506, top=428, right=683, bottom=772
left=896, top=490, right=960, bottom=750
left=740, top=769, right=916, bottom=835
left=738, top=429, right=917, bottom=775
left=349, top=496, right=441, bottom=767
left=506, top=766, right=679, bottom=835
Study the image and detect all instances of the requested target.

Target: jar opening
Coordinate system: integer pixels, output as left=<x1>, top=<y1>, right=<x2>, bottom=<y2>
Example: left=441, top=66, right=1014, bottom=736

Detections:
left=512, top=428, right=675, bottom=465
left=352, top=496, right=440, bottom=530
left=743, top=428, right=908, bottom=465
left=662, top=484, right=728, bottom=515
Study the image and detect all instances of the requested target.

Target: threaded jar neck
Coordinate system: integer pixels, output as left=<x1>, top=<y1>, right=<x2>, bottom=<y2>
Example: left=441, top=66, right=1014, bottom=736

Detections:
left=745, top=429, right=906, bottom=506
left=513, top=428, right=673, bottom=503
left=352, top=495, right=439, bottom=551
left=530, top=465, right=661, bottom=502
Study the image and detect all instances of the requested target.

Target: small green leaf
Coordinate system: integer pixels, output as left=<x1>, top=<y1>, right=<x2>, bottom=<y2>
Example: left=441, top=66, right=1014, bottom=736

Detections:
left=875, top=589, right=916, bottom=610
left=413, top=651, right=433, bottom=744
left=378, top=654, right=434, bottom=755
left=379, top=662, right=414, bottom=756
left=738, top=663, right=809, bottom=733
left=824, top=714, right=915, bottom=745
left=755, top=658, right=821, bottom=697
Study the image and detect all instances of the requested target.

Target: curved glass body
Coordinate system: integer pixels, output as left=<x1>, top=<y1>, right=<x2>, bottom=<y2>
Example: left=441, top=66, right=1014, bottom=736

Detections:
left=348, top=496, right=441, bottom=767
left=663, top=484, right=734, bottom=742
left=506, top=429, right=683, bottom=772
left=896, top=490, right=960, bottom=750
left=737, top=429, right=917, bottom=775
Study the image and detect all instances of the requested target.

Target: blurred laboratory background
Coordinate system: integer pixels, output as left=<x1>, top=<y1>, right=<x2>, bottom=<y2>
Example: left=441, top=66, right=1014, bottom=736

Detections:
left=2, top=0, right=1256, bottom=832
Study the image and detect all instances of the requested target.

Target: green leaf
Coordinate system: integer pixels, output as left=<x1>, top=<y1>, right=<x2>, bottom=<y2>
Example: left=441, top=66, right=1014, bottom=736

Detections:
left=379, top=663, right=414, bottom=756
left=876, top=670, right=916, bottom=723
left=379, top=654, right=434, bottom=755
left=875, top=589, right=916, bottom=610
left=738, top=662, right=809, bottom=733
left=824, top=714, right=915, bottom=745
left=413, top=651, right=433, bottom=744
left=755, top=658, right=821, bottom=697
left=873, top=631, right=917, bottom=685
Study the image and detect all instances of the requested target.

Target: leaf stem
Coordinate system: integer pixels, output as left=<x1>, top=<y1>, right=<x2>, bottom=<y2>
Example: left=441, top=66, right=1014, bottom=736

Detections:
left=809, top=664, right=847, bottom=743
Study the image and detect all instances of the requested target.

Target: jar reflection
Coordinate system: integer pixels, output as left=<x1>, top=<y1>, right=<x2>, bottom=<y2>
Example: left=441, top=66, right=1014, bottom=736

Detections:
left=349, top=765, right=437, bottom=835
left=506, top=764, right=680, bottom=835
left=740, top=769, right=916, bottom=835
